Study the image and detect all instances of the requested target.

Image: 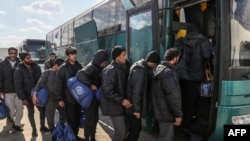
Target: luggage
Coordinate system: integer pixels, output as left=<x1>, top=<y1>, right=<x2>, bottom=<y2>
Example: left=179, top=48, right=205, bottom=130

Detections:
left=31, top=87, right=48, bottom=107
left=52, top=121, right=76, bottom=141
left=0, top=99, right=9, bottom=120
left=67, top=76, right=94, bottom=108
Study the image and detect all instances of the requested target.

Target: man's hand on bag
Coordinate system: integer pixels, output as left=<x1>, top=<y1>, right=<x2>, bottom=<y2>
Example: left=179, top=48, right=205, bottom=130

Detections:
left=91, top=84, right=97, bottom=91
left=32, top=92, right=38, bottom=105
left=174, top=117, right=182, bottom=126
left=58, top=100, right=65, bottom=107
left=0, top=92, right=4, bottom=100
left=122, top=99, right=132, bottom=109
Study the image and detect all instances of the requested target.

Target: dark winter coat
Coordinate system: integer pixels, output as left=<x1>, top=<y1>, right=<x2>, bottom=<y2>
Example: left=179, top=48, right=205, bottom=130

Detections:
left=100, top=61, right=127, bottom=116
left=55, top=60, right=82, bottom=104
left=0, top=57, right=21, bottom=93
left=174, top=32, right=213, bottom=81
left=151, top=61, right=182, bottom=122
left=126, top=59, right=150, bottom=118
left=14, top=62, right=41, bottom=100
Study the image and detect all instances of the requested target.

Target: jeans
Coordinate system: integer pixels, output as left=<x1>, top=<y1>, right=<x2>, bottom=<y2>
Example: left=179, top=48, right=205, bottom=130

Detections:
left=157, top=121, right=174, bottom=141
left=110, top=116, right=126, bottom=141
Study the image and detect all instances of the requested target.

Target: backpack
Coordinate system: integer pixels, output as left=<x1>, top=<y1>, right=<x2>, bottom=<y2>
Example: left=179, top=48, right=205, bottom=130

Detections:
left=63, top=124, right=77, bottom=141
left=0, top=100, right=9, bottom=120
left=67, top=76, right=94, bottom=108
left=31, top=71, right=50, bottom=107
left=95, top=87, right=102, bottom=101
left=52, top=121, right=65, bottom=141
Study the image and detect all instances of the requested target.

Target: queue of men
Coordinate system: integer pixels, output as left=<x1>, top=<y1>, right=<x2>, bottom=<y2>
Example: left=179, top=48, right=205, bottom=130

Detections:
left=0, top=40, right=212, bottom=141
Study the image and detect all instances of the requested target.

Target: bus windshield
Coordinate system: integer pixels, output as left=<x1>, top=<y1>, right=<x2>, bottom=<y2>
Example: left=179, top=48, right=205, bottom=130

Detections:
left=231, top=0, right=250, bottom=67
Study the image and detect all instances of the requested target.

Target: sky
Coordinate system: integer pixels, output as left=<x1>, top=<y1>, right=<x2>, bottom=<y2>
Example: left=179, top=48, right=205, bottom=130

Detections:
left=0, top=0, right=102, bottom=48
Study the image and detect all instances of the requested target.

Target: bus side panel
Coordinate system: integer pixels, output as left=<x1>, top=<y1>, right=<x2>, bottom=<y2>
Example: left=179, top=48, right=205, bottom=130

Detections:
left=221, top=80, right=250, bottom=105
left=211, top=105, right=250, bottom=141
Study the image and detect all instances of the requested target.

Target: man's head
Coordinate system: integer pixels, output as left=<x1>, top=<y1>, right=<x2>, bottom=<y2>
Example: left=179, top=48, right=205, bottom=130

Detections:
left=92, top=50, right=108, bottom=68
left=19, top=52, right=32, bottom=65
left=49, top=52, right=56, bottom=61
left=145, top=51, right=161, bottom=68
left=52, top=58, right=65, bottom=71
left=8, top=47, right=18, bottom=61
left=164, top=48, right=180, bottom=64
left=111, top=45, right=126, bottom=64
left=65, top=46, right=77, bottom=62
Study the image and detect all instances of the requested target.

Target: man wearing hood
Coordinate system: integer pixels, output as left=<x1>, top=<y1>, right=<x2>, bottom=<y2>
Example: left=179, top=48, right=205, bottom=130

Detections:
left=76, top=50, right=108, bottom=141
left=0, top=47, right=23, bottom=131
left=151, top=48, right=182, bottom=141
left=174, top=25, right=213, bottom=136
left=14, top=52, right=49, bottom=136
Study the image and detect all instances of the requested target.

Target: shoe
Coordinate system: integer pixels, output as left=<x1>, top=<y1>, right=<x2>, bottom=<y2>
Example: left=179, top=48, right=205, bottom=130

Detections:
left=32, top=130, right=38, bottom=137
left=12, top=124, right=23, bottom=132
left=40, top=126, right=50, bottom=132
left=77, top=136, right=85, bottom=141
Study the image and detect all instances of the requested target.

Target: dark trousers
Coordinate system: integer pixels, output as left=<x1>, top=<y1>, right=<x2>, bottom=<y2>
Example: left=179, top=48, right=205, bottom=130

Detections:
left=45, top=98, right=56, bottom=132
left=27, top=99, right=46, bottom=131
left=58, top=102, right=81, bottom=136
left=157, top=121, right=174, bottom=141
left=110, top=116, right=126, bottom=141
left=84, top=99, right=99, bottom=140
left=179, top=79, right=200, bottom=130
left=126, top=114, right=141, bottom=141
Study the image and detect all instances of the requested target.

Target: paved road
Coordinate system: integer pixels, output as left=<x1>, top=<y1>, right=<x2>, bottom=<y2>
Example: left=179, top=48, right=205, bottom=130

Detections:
left=0, top=106, right=111, bottom=141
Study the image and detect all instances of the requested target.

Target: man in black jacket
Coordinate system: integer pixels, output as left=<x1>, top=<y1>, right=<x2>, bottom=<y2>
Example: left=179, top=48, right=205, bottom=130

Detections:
left=44, top=52, right=56, bottom=70
left=126, top=51, right=160, bottom=141
left=77, top=50, right=108, bottom=141
left=14, top=52, right=49, bottom=137
left=101, top=45, right=132, bottom=141
left=151, top=48, right=182, bottom=141
left=0, top=47, right=23, bottom=131
left=55, top=46, right=83, bottom=139
left=174, top=25, right=213, bottom=136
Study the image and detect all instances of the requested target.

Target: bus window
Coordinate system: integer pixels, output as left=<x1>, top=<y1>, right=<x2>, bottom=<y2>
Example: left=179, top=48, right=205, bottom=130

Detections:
left=131, top=0, right=151, bottom=5
left=129, top=10, right=153, bottom=62
left=231, top=0, right=250, bottom=67
left=62, top=24, right=69, bottom=46
left=74, top=11, right=92, bottom=28
left=53, top=27, right=61, bottom=47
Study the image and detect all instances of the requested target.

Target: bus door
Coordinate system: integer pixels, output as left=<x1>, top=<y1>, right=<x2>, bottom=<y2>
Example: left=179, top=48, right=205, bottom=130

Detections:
left=126, top=0, right=159, bottom=132
left=126, top=0, right=159, bottom=63
left=74, top=20, right=99, bottom=66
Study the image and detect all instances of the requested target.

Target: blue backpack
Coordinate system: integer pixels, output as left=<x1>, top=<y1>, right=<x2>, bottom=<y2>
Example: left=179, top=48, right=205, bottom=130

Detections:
left=52, top=121, right=65, bottom=141
left=67, top=76, right=94, bottom=108
left=31, top=71, right=50, bottom=107
left=0, top=100, right=9, bottom=120
left=63, top=124, right=76, bottom=141
left=95, top=87, right=102, bottom=101
left=31, top=87, right=48, bottom=107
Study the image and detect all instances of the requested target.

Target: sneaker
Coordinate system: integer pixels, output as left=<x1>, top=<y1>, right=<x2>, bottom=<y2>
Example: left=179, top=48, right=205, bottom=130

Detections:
left=40, top=126, right=49, bottom=132
left=12, top=124, right=23, bottom=132
left=32, top=130, right=38, bottom=137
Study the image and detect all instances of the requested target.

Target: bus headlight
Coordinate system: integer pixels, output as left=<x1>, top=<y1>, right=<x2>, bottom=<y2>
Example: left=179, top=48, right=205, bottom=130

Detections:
left=232, top=114, right=250, bottom=125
